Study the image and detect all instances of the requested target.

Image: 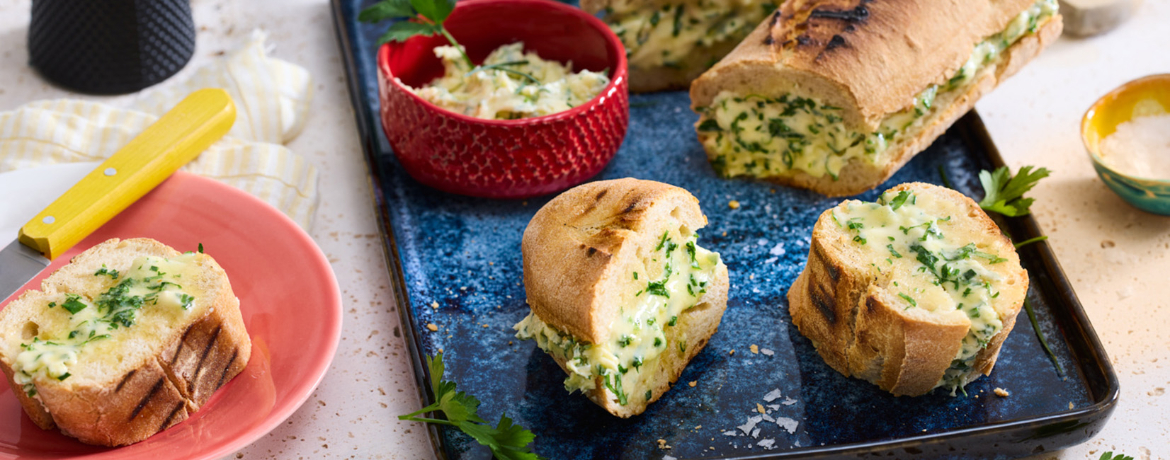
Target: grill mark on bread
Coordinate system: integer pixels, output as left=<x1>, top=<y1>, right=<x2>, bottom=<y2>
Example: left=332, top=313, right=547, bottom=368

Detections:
left=824, top=35, right=848, bottom=52
left=595, top=189, right=608, bottom=201
left=215, top=349, right=240, bottom=390
left=170, top=324, right=198, bottom=367
left=809, top=280, right=836, bottom=324
left=130, top=377, right=166, bottom=421
left=115, top=370, right=137, bottom=392
left=159, top=402, right=184, bottom=431
left=191, top=324, right=223, bottom=386
left=809, top=4, right=869, bottom=22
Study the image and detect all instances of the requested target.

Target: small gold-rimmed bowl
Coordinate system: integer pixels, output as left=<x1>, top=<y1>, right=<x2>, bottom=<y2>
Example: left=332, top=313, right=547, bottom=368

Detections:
left=1082, top=74, right=1170, bottom=215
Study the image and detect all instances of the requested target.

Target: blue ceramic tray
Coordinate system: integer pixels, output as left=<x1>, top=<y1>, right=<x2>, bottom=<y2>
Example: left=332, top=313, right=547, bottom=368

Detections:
left=331, top=2, right=1119, bottom=458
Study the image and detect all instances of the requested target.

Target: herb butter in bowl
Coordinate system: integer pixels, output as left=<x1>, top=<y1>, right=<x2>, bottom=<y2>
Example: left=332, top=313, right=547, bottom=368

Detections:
left=372, top=0, right=629, bottom=199
left=1083, top=74, right=1170, bottom=215
left=412, top=43, right=611, bottom=120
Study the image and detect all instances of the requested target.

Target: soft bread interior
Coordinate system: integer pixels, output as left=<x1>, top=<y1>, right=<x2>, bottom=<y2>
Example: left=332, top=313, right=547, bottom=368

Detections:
left=789, top=183, right=1027, bottom=396
left=518, top=178, right=730, bottom=417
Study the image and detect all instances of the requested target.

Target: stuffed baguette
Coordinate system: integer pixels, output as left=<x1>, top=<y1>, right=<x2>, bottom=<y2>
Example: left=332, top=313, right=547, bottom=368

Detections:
left=515, top=178, right=729, bottom=417
left=582, top=0, right=780, bottom=92
left=690, top=0, right=1062, bottom=196
left=788, top=183, right=1027, bottom=396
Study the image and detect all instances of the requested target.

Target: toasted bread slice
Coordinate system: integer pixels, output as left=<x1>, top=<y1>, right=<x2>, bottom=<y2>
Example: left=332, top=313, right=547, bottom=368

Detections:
left=0, top=238, right=250, bottom=446
left=690, top=0, right=1062, bottom=196
left=787, top=183, right=1027, bottom=396
left=516, top=178, right=729, bottom=417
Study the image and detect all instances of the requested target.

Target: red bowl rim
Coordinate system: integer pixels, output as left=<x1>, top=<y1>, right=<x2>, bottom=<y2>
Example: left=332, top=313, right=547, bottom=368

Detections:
left=376, top=0, right=628, bottom=126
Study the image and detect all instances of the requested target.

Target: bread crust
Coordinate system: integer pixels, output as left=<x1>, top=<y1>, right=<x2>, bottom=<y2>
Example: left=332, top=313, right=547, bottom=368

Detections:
left=787, top=183, right=1028, bottom=396
left=0, top=238, right=251, bottom=446
left=690, top=4, right=1062, bottom=196
left=523, top=178, right=728, bottom=416
left=693, top=0, right=1038, bottom=129
left=523, top=178, right=710, bottom=345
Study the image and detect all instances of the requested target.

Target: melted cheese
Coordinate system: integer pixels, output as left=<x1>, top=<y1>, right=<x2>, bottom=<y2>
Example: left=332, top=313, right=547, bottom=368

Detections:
left=13, top=254, right=201, bottom=397
left=606, top=0, right=777, bottom=70
left=409, top=42, right=609, bottom=120
left=516, top=233, right=723, bottom=406
left=696, top=0, right=1056, bottom=180
left=832, top=190, right=1006, bottom=393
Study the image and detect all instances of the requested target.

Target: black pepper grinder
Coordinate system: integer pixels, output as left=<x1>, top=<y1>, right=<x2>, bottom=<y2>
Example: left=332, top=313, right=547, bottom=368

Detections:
left=28, top=0, right=197, bottom=95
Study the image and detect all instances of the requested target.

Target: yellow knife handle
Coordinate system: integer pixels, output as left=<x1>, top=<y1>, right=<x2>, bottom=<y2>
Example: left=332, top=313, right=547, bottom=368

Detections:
left=18, top=89, right=237, bottom=260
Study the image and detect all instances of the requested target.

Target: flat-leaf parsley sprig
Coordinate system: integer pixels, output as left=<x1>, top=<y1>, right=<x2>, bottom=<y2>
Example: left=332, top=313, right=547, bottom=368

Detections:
left=977, top=165, right=1051, bottom=217
left=359, top=0, right=473, bottom=69
left=399, top=353, right=544, bottom=460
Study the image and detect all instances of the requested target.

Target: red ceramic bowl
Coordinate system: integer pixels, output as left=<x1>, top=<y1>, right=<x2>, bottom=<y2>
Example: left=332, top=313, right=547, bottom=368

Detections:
left=376, top=0, right=629, bottom=199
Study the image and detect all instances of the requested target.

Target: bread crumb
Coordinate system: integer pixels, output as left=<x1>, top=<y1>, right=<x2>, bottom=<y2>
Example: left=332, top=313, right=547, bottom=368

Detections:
left=482, top=324, right=489, bottom=328
left=426, top=323, right=438, bottom=332
left=750, top=345, right=759, bottom=354
left=694, top=425, right=701, bottom=430
left=729, top=349, right=735, bottom=355
left=430, top=301, right=439, bottom=309
left=770, top=189, right=775, bottom=194
left=508, top=341, right=513, bottom=345
left=657, top=439, right=670, bottom=449
left=728, top=200, right=740, bottom=209
left=994, top=388, right=1010, bottom=397
left=1069, top=402, right=1074, bottom=409
left=722, top=231, right=727, bottom=236
left=688, top=381, right=697, bottom=387
left=756, top=403, right=765, bottom=414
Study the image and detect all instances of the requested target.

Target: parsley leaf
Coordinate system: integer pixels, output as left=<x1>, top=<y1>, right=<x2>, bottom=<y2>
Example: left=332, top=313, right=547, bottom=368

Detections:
left=377, top=20, right=441, bottom=44
left=1100, top=452, right=1134, bottom=460
left=978, top=165, right=1050, bottom=217
left=888, top=190, right=912, bottom=210
left=357, top=0, right=414, bottom=21
left=399, top=353, right=543, bottom=460
left=359, top=0, right=471, bottom=68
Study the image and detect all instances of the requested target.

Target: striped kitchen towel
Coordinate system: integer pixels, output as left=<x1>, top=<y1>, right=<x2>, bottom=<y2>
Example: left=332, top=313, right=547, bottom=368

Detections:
left=0, top=31, right=318, bottom=231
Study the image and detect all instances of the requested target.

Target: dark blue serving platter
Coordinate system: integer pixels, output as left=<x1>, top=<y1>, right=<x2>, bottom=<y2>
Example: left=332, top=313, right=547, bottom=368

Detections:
left=331, top=2, right=1119, bottom=458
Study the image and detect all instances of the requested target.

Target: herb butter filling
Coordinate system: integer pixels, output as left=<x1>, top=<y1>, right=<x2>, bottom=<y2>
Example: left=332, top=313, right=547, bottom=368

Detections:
left=604, top=0, right=778, bottom=71
left=13, top=255, right=199, bottom=399
left=409, top=42, right=610, bottom=120
left=515, top=232, right=721, bottom=406
left=696, top=0, right=1057, bottom=180
left=832, top=190, right=1007, bottom=394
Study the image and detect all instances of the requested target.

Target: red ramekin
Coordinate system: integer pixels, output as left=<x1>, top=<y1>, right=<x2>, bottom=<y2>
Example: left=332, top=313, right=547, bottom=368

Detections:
left=376, top=0, right=630, bottom=199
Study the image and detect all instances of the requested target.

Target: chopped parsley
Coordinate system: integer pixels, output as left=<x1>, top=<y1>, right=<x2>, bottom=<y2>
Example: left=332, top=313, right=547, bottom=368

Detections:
left=94, top=265, right=119, bottom=279
left=61, top=294, right=88, bottom=314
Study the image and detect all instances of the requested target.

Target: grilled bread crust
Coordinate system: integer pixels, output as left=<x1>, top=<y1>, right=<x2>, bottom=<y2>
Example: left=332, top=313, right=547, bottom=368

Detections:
left=690, top=1, right=1062, bottom=196
left=787, top=183, right=1027, bottom=396
left=0, top=238, right=250, bottom=446
left=523, top=178, right=729, bottom=416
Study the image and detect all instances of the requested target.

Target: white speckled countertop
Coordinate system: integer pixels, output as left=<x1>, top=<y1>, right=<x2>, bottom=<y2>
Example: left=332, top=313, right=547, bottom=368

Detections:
left=0, top=0, right=1165, bottom=459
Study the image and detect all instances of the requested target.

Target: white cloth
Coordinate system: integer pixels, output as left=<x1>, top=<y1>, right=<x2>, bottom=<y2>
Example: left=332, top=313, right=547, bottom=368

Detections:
left=0, top=31, right=319, bottom=230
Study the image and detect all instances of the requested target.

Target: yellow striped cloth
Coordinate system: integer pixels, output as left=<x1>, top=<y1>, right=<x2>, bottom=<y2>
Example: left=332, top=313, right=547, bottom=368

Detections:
left=0, top=31, right=319, bottom=231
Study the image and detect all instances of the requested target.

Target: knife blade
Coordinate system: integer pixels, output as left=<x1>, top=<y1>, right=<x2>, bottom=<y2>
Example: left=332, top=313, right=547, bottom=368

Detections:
left=0, top=88, right=236, bottom=303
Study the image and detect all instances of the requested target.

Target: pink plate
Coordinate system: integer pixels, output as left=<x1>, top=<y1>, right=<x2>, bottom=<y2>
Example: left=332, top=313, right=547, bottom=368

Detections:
left=0, top=172, right=342, bottom=459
